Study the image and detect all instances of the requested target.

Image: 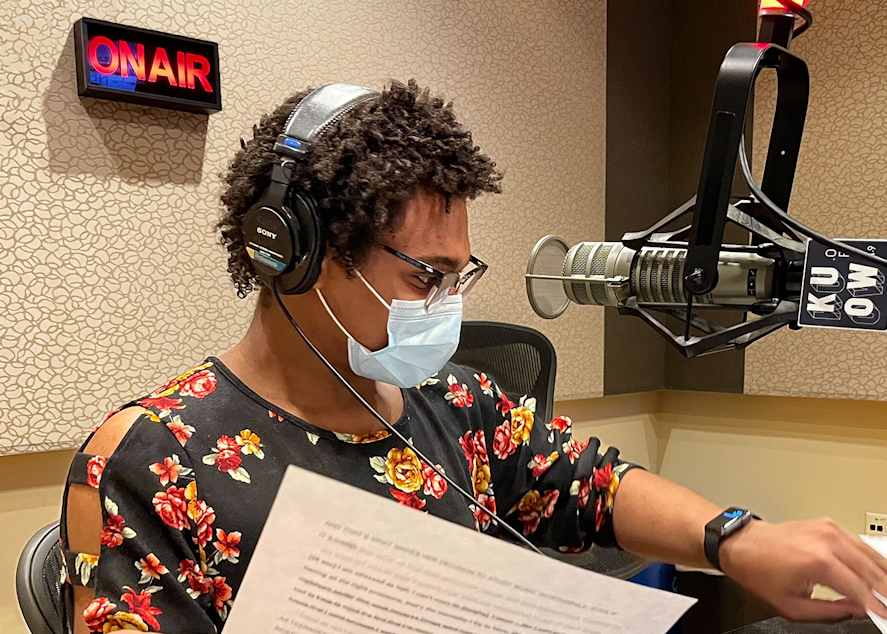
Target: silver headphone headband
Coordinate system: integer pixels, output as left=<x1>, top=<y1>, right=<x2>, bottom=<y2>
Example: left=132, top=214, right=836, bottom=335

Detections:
left=272, top=83, right=379, bottom=158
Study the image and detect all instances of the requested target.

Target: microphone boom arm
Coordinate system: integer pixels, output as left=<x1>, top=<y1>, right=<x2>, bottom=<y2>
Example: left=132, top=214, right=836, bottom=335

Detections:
left=611, top=38, right=811, bottom=358
left=684, top=41, right=809, bottom=297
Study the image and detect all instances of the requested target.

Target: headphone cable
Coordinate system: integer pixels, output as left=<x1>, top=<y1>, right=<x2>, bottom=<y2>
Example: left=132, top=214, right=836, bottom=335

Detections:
left=271, top=279, right=544, bottom=555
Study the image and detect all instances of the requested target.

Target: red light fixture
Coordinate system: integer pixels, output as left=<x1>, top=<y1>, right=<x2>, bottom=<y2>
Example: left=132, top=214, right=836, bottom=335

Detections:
left=760, top=0, right=808, bottom=11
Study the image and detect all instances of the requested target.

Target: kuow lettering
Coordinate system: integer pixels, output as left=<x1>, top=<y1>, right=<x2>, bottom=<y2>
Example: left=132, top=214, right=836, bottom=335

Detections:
left=806, top=293, right=842, bottom=321
left=846, top=298, right=881, bottom=325
left=809, top=266, right=845, bottom=293
left=847, top=263, right=885, bottom=298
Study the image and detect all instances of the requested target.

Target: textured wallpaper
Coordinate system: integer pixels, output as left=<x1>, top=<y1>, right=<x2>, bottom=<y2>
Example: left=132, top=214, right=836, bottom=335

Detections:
left=746, top=0, right=887, bottom=400
left=0, top=0, right=607, bottom=454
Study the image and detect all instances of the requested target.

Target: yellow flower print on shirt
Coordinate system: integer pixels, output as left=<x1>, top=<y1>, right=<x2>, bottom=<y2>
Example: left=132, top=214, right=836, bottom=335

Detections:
left=472, top=455, right=491, bottom=494
left=235, top=429, right=264, bottom=458
left=103, top=612, right=148, bottom=632
left=383, top=447, right=424, bottom=492
left=510, top=396, right=537, bottom=445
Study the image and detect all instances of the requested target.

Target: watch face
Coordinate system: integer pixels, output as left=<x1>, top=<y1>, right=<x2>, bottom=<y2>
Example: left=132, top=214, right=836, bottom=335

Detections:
left=709, top=507, right=750, bottom=536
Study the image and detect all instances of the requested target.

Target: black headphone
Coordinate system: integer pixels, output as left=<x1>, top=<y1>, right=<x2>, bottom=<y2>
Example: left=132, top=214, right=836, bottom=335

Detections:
left=241, top=83, right=379, bottom=295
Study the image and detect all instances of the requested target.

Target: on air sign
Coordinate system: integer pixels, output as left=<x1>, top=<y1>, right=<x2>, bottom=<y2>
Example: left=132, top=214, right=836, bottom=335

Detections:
left=798, top=239, right=887, bottom=331
left=73, top=18, right=222, bottom=114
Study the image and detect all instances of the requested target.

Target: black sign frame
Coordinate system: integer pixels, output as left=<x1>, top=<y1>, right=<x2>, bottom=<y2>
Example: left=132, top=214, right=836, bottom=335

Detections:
left=73, top=17, right=222, bottom=115
left=798, top=238, right=887, bottom=332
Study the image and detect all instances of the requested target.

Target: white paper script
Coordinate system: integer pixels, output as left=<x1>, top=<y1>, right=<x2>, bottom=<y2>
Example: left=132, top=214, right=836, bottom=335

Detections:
left=861, top=536, right=887, bottom=633
left=223, top=465, right=696, bottom=634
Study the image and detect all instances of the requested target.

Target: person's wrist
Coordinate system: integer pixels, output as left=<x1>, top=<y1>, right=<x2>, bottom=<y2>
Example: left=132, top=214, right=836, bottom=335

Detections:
left=718, top=518, right=766, bottom=578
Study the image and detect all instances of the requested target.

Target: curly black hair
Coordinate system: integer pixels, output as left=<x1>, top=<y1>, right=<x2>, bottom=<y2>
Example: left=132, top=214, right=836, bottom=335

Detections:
left=217, top=79, right=504, bottom=299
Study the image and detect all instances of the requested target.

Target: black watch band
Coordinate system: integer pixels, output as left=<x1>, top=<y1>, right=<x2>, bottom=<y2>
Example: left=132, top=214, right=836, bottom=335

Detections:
left=704, top=508, right=758, bottom=571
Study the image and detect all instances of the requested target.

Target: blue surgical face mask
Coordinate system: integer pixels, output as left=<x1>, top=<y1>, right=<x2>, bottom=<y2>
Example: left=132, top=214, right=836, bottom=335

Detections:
left=316, top=271, right=463, bottom=388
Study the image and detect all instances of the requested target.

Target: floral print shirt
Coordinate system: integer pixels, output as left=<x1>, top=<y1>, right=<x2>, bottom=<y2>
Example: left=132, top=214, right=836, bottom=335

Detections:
left=60, top=357, right=638, bottom=633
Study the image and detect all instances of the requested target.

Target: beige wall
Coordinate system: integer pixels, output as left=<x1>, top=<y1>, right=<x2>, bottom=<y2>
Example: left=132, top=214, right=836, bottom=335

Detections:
left=566, top=392, right=887, bottom=533
left=6, top=392, right=887, bottom=632
left=1, top=450, right=75, bottom=634
left=747, top=0, right=887, bottom=400
left=0, top=0, right=608, bottom=457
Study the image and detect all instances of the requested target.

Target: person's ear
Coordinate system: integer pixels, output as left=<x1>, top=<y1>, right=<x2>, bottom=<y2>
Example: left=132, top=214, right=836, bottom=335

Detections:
left=313, top=248, right=337, bottom=290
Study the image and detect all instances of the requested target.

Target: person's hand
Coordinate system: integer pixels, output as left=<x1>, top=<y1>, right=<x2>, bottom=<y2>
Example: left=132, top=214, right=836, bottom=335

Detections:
left=720, top=518, right=887, bottom=621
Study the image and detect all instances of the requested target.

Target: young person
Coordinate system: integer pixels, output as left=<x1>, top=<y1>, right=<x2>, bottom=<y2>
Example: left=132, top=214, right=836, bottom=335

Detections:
left=61, top=80, right=887, bottom=634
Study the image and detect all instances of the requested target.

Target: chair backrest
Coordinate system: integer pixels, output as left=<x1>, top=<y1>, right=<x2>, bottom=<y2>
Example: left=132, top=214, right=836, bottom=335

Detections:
left=450, top=321, right=557, bottom=426
left=16, top=521, right=64, bottom=634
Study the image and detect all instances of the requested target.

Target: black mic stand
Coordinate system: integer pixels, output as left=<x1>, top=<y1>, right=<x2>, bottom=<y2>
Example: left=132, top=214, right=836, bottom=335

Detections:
left=616, top=0, right=812, bottom=358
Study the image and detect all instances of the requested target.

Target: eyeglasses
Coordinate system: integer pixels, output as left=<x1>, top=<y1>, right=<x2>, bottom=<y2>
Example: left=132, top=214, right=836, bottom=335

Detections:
left=380, top=244, right=488, bottom=311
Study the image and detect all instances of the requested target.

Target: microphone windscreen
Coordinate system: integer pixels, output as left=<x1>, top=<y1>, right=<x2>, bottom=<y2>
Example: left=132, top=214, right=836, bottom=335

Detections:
left=526, top=236, right=570, bottom=319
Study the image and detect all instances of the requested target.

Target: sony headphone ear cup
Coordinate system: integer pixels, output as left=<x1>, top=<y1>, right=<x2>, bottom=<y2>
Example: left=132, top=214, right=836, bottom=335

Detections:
left=242, top=180, right=298, bottom=290
left=274, top=190, right=325, bottom=295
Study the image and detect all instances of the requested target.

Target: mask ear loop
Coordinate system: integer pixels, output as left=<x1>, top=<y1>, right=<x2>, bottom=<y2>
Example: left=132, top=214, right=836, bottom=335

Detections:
left=354, top=270, right=391, bottom=309
left=316, top=289, right=355, bottom=340
left=316, top=269, right=391, bottom=339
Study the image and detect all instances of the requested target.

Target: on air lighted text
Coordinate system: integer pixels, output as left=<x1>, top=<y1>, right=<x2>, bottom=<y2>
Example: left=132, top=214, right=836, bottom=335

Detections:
left=87, top=36, right=214, bottom=92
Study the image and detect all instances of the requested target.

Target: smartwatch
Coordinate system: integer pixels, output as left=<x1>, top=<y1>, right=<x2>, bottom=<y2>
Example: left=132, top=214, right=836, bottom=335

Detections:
left=704, top=507, right=758, bottom=571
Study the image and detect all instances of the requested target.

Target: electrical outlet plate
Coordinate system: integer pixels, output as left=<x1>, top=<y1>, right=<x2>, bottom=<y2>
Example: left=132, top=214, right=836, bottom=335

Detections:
left=866, top=512, right=887, bottom=536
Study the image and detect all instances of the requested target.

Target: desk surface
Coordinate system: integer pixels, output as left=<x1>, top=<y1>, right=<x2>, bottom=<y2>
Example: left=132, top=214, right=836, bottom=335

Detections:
left=727, top=618, right=880, bottom=634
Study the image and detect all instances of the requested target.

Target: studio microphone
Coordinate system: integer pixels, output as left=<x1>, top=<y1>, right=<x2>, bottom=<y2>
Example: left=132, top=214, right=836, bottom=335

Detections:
left=526, top=236, right=782, bottom=320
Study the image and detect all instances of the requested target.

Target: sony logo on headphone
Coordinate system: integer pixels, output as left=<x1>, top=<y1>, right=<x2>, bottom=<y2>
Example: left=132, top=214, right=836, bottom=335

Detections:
left=257, top=227, right=277, bottom=239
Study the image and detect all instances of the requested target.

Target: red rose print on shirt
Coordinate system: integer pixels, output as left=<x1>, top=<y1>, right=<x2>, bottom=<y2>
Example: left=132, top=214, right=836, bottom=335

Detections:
left=595, top=496, right=606, bottom=531
left=389, top=488, right=426, bottom=509
left=83, top=596, right=116, bottom=632
left=544, top=415, right=572, bottom=442
left=577, top=478, right=590, bottom=510
left=492, top=421, right=517, bottom=459
left=178, top=559, right=211, bottom=598
left=527, top=452, right=559, bottom=478
left=543, top=489, right=560, bottom=517
left=444, top=374, right=474, bottom=408
left=562, top=438, right=589, bottom=464
left=474, top=372, right=493, bottom=397
left=135, top=553, right=169, bottom=584
left=86, top=455, right=106, bottom=488
left=513, top=489, right=559, bottom=536
left=421, top=463, right=448, bottom=499
left=593, top=463, right=614, bottom=491
left=137, top=394, right=184, bottom=412
left=178, top=369, right=217, bottom=399
left=202, top=435, right=252, bottom=483
left=549, top=416, right=571, bottom=433
left=152, top=486, right=189, bottom=531
left=216, top=435, right=240, bottom=452
left=188, top=499, right=216, bottom=548
left=215, top=449, right=242, bottom=473
left=471, top=493, right=497, bottom=531
left=100, top=498, right=136, bottom=547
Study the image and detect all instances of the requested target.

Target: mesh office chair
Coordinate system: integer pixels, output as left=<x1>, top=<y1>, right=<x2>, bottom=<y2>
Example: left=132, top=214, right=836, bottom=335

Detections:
left=450, top=321, right=557, bottom=425
left=451, top=320, right=649, bottom=580
left=16, top=521, right=65, bottom=634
